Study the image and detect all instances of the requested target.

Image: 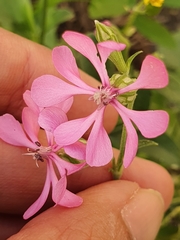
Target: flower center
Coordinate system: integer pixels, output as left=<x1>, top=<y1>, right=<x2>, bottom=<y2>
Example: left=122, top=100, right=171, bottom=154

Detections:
left=24, top=141, right=52, bottom=167
left=89, top=86, right=118, bottom=108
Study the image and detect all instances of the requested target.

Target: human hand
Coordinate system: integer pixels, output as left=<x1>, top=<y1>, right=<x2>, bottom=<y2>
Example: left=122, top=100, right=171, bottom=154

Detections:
left=3, top=151, right=174, bottom=240
left=0, top=28, right=173, bottom=240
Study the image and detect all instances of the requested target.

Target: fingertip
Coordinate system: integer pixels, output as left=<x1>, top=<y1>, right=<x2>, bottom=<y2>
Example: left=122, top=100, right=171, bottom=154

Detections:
left=7, top=180, right=165, bottom=240
left=7, top=181, right=140, bottom=240
left=122, top=156, right=174, bottom=210
left=121, top=188, right=164, bottom=240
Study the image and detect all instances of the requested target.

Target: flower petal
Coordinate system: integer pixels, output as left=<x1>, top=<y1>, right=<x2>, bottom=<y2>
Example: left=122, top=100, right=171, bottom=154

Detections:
left=97, top=41, right=126, bottom=86
left=22, top=107, right=39, bottom=143
left=25, top=89, right=73, bottom=114
left=119, top=55, right=169, bottom=94
left=51, top=153, right=86, bottom=176
left=23, top=164, right=51, bottom=219
left=31, top=75, right=92, bottom=107
left=97, top=41, right=126, bottom=66
left=112, top=102, right=138, bottom=168
left=59, top=189, right=83, bottom=207
left=0, top=114, right=35, bottom=148
left=54, top=110, right=98, bottom=146
left=62, top=31, right=109, bottom=86
left=117, top=104, right=169, bottom=138
left=86, top=108, right=113, bottom=166
left=62, top=31, right=99, bottom=64
left=52, top=46, right=95, bottom=91
left=55, top=97, right=74, bottom=113
left=38, top=107, right=68, bottom=133
left=64, top=141, right=86, bottom=160
left=51, top=165, right=67, bottom=205
left=23, top=90, right=40, bottom=114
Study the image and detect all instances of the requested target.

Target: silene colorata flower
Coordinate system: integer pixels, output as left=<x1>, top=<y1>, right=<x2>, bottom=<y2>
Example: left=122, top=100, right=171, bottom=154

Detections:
left=0, top=92, right=86, bottom=219
left=31, top=31, right=169, bottom=168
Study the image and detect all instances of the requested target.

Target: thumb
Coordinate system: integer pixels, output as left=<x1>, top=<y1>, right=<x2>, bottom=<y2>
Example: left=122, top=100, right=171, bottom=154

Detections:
left=8, top=180, right=164, bottom=240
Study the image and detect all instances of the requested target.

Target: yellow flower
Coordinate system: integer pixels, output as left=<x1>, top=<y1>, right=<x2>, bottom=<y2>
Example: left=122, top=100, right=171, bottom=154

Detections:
left=143, top=0, right=164, bottom=7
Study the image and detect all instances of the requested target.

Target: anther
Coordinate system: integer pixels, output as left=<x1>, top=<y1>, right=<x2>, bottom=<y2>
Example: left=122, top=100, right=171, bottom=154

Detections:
left=35, top=141, right=41, bottom=147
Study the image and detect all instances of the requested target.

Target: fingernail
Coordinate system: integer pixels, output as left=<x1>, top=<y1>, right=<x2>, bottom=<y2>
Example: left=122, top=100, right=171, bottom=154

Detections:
left=121, top=188, right=164, bottom=240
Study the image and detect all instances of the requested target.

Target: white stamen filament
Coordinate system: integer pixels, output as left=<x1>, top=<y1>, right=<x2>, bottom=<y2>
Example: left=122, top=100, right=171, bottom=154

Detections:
left=23, top=143, right=52, bottom=167
left=89, top=86, right=118, bottom=108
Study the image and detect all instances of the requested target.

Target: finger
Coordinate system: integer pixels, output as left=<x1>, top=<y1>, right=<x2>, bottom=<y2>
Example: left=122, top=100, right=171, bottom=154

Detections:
left=0, top=28, right=55, bottom=119
left=8, top=180, right=164, bottom=240
left=0, top=138, right=173, bottom=214
left=68, top=150, right=174, bottom=211
left=0, top=28, right=118, bottom=132
left=121, top=154, right=174, bottom=211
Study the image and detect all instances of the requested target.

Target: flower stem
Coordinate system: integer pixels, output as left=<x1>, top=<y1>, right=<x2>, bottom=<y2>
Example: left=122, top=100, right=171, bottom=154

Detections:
left=112, top=124, right=126, bottom=180
left=40, top=0, right=48, bottom=45
left=122, top=2, right=144, bottom=37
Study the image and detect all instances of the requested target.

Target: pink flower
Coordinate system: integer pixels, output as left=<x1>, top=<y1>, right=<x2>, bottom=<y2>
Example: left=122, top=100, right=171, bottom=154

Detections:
left=0, top=106, right=86, bottom=219
left=23, top=89, right=74, bottom=116
left=31, top=31, right=169, bottom=168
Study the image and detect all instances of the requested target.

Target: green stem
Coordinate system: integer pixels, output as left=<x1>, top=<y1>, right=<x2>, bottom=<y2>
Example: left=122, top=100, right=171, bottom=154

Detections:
left=122, top=1, right=144, bottom=37
left=39, top=0, right=48, bottom=44
left=112, top=123, right=126, bottom=180
left=117, top=124, right=127, bottom=168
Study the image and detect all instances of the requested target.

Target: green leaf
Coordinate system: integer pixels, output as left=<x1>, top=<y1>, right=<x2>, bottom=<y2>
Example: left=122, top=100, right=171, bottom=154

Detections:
left=158, top=31, right=180, bottom=70
left=0, top=0, right=31, bottom=23
left=150, top=88, right=180, bottom=161
left=157, top=224, right=179, bottom=240
left=145, top=4, right=162, bottom=17
left=44, top=8, right=74, bottom=48
left=34, top=0, right=60, bottom=12
left=46, top=8, right=74, bottom=31
left=134, top=89, right=151, bottom=111
left=88, top=0, right=133, bottom=19
left=134, top=15, right=176, bottom=48
left=159, top=71, right=180, bottom=107
left=0, top=0, right=36, bottom=40
left=164, top=0, right=180, bottom=8
left=138, top=139, right=158, bottom=149
left=126, top=51, right=143, bottom=74
left=44, top=28, right=58, bottom=48
left=137, top=134, right=180, bottom=168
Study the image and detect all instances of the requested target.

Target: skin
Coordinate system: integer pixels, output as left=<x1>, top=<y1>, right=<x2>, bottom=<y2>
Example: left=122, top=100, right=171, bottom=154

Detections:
left=0, top=28, right=174, bottom=240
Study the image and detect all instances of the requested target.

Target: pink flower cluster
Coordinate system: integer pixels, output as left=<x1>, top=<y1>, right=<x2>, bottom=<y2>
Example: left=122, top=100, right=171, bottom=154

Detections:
left=0, top=90, right=86, bottom=219
left=0, top=31, right=169, bottom=219
left=32, top=31, right=169, bottom=168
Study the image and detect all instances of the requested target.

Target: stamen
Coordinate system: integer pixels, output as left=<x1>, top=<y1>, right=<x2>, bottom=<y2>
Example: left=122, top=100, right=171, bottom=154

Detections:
left=23, top=142, right=52, bottom=167
left=33, top=153, right=44, bottom=162
left=89, top=85, right=118, bottom=108
left=35, top=141, right=41, bottom=147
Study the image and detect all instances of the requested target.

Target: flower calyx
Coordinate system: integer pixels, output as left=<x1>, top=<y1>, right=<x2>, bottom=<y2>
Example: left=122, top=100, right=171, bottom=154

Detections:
left=57, top=150, right=82, bottom=164
left=110, top=74, right=137, bottom=106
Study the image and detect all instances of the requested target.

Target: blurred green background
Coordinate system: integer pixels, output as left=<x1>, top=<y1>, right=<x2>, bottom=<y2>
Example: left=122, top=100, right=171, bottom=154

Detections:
left=0, top=0, right=180, bottom=239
